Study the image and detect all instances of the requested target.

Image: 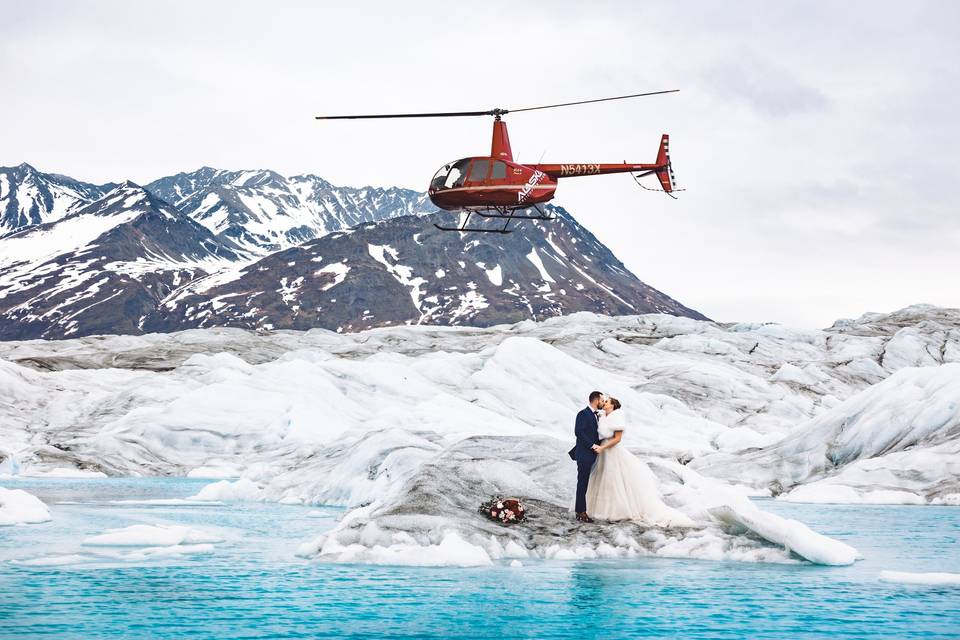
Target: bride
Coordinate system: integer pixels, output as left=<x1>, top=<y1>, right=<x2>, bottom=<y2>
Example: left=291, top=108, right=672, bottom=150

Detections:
left=584, top=396, right=694, bottom=527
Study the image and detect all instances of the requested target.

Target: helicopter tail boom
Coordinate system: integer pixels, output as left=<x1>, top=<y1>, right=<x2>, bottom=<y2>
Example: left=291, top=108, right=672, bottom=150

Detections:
left=530, top=134, right=674, bottom=192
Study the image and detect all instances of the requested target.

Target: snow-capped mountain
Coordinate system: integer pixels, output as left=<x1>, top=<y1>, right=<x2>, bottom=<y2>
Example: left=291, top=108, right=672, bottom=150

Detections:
left=147, top=205, right=706, bottom=333
left=0, top=163, right=114, bottom=235
left=145, top=167, right=437, bottom=254
left=0, top=163, right=707, bottom=339
left=0, top=182, right=242, bottom=339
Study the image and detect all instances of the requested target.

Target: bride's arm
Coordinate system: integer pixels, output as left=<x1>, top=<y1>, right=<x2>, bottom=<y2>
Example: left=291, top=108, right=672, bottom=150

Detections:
left=598, top=431, right=623, bottom=451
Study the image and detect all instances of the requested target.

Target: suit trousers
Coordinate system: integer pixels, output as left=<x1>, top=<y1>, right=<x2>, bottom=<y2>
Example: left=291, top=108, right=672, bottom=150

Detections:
left=575, top=457, right=594, bottom=513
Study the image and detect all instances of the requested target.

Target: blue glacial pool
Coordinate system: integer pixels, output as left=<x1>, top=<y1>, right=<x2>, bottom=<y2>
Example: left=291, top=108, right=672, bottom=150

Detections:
left=1, top=476, right=958, bottom=639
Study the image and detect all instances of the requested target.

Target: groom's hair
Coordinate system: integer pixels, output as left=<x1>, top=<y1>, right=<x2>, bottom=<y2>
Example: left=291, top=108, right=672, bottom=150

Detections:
left=588, top=391, right=604, bottom=403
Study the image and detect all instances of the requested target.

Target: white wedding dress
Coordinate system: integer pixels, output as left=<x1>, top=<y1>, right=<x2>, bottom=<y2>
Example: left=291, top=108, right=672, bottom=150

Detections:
left=584, top=409, right=694, bottom=527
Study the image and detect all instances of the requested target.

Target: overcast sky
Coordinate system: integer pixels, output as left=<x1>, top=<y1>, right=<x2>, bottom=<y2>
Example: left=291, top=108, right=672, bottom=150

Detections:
left=2, top=1, right=957, bottom=328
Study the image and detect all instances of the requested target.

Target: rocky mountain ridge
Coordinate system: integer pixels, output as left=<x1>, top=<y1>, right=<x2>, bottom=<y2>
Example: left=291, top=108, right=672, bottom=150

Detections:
left=0, top=163, right=706, bottom=339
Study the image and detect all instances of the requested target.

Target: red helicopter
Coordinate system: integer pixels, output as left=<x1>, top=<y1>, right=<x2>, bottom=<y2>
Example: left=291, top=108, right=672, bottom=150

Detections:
left=316, top=90, right=679, bottom=233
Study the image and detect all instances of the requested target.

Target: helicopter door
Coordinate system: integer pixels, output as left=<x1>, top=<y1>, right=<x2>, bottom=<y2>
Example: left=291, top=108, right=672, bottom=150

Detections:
left=466, top=159, right=491, bottom=184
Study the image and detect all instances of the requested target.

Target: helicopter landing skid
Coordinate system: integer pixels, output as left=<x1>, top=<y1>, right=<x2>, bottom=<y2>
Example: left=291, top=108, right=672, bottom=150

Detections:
left=433, top=205, right=555, bottom=233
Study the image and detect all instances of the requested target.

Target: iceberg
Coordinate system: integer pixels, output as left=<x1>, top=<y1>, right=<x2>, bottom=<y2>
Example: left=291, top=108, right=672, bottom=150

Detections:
left=0, top=487, right=51, bottom=526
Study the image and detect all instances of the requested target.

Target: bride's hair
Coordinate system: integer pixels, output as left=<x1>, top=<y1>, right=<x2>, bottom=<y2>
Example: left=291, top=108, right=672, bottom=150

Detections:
left=608, top=397, right=622, bottom=410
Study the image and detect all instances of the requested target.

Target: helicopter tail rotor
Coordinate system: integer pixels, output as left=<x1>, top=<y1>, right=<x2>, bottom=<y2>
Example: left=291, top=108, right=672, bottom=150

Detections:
left=654, top=134, right=676, bottom=193
left=631, top=134, right=680, bottom=198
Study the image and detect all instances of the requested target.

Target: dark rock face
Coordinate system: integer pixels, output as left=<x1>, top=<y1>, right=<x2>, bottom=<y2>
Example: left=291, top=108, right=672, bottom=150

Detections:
left=0, top=164, right=707, bottom=340
left=147, top=206, right=707, bottom=333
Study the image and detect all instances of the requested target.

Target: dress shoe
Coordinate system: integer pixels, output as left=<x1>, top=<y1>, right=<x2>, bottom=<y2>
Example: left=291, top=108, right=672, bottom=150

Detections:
left=576, top=512, right=595, bottom=523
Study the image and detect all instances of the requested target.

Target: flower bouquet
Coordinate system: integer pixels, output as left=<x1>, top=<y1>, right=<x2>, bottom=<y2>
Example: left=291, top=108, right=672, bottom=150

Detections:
left=479, top=496, right=526, bottom=524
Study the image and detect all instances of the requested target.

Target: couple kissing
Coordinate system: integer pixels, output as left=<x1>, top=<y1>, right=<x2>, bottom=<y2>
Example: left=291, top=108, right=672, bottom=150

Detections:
left=570, top=391, right=693, bottom=527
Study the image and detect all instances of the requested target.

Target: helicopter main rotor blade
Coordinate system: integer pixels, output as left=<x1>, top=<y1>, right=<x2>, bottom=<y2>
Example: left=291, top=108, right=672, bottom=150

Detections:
left=315, top=110, right=496, bottom=120
left=508, top=89, right=679, bottom=114
left=315, top=90, right=678, bottom=120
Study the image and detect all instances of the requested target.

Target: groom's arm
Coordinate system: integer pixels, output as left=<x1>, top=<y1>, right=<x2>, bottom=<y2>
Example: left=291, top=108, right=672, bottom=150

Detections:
left=575, top=413, right=602, bottom=452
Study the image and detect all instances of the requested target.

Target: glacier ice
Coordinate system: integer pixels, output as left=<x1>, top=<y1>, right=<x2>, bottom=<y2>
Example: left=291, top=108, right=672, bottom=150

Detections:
left=1, top=305, right=958, bottom=565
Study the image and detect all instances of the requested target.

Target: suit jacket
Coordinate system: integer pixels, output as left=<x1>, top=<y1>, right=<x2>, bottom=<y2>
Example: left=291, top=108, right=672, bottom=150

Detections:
left=570, top=407, right=601, bottom=463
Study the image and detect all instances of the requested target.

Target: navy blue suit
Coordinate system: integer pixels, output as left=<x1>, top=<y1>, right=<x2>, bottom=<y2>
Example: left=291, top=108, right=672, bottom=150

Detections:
left=573, top=407, right=601, bottom=513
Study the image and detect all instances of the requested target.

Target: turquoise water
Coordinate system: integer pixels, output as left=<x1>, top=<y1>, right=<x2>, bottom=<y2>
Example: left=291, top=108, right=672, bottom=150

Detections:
left=1, top=477, right=958, bottom=639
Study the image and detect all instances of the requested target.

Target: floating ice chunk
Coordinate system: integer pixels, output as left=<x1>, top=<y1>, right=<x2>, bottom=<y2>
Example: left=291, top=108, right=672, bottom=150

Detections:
left=188, top=478, right=266, bottom=502
left=879, top=571, right=960, bottom=585
left=318, top=530, right=493, bottom=567
left=0, top=487, right=51, bottom=526
left=779, top=484, right=926, bottom=505
left=13, top=554, right=96, bottom=566
left=82, top=524, right=223, bottom=547
left=509, top=559, right=523, bottom=568
left=709, top=504, right=858, bottom=565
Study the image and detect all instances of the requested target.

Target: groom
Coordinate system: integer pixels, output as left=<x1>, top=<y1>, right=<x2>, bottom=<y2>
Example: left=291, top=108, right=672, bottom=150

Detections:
left=572, top=390, right=604, bottom=523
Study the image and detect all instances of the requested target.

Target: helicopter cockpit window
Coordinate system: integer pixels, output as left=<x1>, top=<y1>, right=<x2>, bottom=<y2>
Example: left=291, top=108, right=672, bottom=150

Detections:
left=491, top=161, right=507, bottom=180
left=430, top=163, right=453, bottom=191
left=467, top=159, right=490, bottom=182
left=430, top=159, right=472, bottom=191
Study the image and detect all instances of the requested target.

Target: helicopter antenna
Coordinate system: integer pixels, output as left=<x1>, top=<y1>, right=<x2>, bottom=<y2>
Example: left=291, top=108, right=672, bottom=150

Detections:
left=314, top=90, right=678, bottom=120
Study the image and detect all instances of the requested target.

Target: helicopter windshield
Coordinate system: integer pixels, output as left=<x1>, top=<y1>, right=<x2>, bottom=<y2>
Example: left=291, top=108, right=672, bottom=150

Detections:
left=430, top=159, right=471, bottom=191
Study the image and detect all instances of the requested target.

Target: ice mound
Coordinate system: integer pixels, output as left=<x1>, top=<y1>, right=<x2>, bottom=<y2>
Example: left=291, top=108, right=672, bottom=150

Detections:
left=694, top=363, right=960, bottom=504
left=297, top=434, right=858, bottom=567
left=879, top=570, right=960, bottom=585
left=82, top=524, right=223, bottom=547
left=0, top=487, right=51, bottom=526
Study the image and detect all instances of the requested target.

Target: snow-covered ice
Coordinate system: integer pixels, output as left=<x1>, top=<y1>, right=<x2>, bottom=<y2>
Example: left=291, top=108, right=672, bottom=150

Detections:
left=1, top=304, right=958, bottom=565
